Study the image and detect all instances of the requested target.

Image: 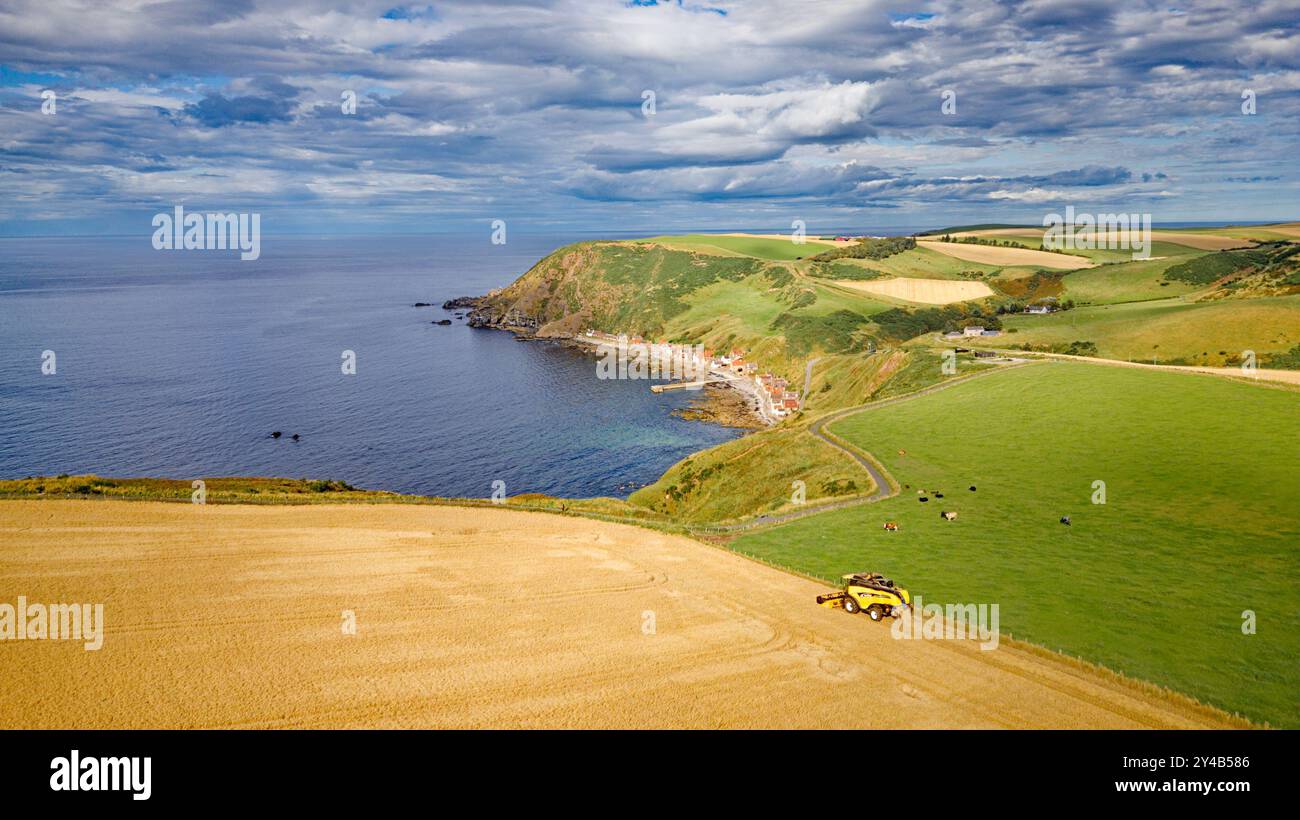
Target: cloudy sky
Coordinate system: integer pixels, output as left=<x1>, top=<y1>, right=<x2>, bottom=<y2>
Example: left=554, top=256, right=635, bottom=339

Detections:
left=0, top=0, right=1297, bottom=235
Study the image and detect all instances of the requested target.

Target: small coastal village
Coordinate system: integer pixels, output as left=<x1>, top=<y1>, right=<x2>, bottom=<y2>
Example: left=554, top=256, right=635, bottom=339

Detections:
left=577, top=330, right=803, bottom=424
left=576, top=314, right=1037, bottom=426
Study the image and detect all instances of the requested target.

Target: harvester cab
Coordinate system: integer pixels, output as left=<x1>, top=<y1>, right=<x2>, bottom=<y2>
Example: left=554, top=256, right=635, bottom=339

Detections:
left=816, top=572, right=911, bottom=622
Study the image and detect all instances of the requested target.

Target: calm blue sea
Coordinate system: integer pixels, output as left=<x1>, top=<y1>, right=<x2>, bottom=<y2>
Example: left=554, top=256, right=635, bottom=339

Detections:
left=0, top=234, right=743, bottom=498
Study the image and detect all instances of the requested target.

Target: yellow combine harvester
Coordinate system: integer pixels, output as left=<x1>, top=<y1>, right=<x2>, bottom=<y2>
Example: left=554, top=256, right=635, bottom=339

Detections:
left=816, top=572, right=911, bottom=622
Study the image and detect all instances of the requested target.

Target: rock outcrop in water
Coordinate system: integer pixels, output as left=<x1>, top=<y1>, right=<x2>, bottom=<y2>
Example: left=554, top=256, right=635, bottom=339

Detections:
left=440, top=295, right=532, bottom=331
left=466, top=307, right=540, bottom=332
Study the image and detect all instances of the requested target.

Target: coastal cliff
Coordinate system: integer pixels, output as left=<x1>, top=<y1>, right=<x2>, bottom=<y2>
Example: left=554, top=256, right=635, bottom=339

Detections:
left=452, top=237, right=1003, bottom=416
left=461, top=240, right=772, bottom=339
left=457, top=238, right=1002, bottom=365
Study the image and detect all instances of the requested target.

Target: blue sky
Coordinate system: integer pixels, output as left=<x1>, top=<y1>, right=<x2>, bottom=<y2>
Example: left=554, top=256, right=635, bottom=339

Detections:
left=0, top=0, right=1296, bottom=235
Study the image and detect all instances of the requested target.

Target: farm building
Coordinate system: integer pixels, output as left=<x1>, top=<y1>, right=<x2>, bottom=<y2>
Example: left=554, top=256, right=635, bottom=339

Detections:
left=963, top=326, right=985, bottom=337
left=1024, top=304, right=1054, bottom=314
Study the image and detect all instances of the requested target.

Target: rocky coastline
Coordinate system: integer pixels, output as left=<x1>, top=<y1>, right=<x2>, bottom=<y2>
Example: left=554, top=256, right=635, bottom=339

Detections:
left=441, top=294, right=769, bottom=427
left=442, top=295, right=542, bottom=333
left=672, top=383, right=766, bottom=429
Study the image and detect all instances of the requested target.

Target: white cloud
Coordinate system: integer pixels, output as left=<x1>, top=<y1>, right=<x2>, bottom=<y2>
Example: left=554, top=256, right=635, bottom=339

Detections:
left=71, top=87, right=186, bottom=110
left=0, top=0, right=1293, bottom=229
left=987, top=187, right=1070, bottom=203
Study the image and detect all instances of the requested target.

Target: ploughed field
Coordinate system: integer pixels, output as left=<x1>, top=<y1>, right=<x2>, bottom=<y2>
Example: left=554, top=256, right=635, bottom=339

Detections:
left=0, top=500, right=1235, bottom=728
left=732, top=362, right=1300, bottom=727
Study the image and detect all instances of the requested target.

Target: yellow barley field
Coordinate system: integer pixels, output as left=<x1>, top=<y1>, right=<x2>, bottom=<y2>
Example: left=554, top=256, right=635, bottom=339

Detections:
left=917, top=240, right=1097, bottom=269
left=835, top=276, right=995, bottom=304
left=0, top=500, right=1238, bottom=729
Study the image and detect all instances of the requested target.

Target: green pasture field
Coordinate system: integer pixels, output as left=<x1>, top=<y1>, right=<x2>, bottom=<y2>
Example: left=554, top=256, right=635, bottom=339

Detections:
left=730, top=362, right=1300, bottom=726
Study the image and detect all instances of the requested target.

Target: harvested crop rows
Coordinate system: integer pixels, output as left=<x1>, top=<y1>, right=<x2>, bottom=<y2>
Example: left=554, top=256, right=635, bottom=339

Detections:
left=0, top=500, right=1236, bottom=728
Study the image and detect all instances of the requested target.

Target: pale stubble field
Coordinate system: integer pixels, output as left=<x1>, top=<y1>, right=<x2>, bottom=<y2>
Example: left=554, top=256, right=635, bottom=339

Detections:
left=0, top=500, right=1238, bottom=729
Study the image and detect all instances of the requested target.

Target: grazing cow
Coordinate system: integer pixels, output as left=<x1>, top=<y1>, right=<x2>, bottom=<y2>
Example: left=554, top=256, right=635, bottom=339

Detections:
left=919, top=496, right=929, bottom=502
left=883, top=521, right=899, bottom=532
left=941, top=511, right=957, bottom=521
left=969, top=485, right=976, bottom=492
left=1060, top=515, right=1071, bottom=526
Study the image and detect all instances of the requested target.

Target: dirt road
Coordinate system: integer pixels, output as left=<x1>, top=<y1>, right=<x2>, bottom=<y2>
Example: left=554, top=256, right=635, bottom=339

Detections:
left=0, top=501, right=1236, bottom=729
left=981, top=348, right=1300, bottom=386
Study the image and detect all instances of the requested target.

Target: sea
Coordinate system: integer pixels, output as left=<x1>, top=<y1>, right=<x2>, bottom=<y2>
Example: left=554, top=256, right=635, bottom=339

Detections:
left=0, top=234, right=744, bottom=498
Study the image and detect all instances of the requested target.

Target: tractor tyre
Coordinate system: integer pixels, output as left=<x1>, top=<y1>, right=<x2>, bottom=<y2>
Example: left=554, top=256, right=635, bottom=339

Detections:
left=842, top=597, right=860, bottom=615
left=867, top=605, right=884, bottom=622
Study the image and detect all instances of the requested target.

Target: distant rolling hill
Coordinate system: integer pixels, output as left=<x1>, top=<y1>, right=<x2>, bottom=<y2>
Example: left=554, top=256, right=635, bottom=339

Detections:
left=466, top=236, right=1005, bottom=402
left=469, top=227, right=1300, bottom=378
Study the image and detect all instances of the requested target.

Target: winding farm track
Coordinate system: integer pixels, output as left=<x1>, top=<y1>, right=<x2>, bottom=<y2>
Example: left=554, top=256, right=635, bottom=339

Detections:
left=0, top=500, right=1239, bottom=729
left=701, top=363, right=1028, bottom=533
left=800, top=356, right=819, bottom=405
left=724, top=348, right=1299, bottom=535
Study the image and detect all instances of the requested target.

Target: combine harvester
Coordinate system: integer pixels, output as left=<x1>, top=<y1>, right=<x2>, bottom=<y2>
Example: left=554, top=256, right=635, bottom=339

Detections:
left=817, top=572, right=911, bottom=622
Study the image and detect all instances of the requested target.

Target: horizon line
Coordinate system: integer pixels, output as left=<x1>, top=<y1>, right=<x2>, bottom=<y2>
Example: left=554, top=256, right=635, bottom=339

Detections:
left=0, top=219, right=1294, bottom=241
